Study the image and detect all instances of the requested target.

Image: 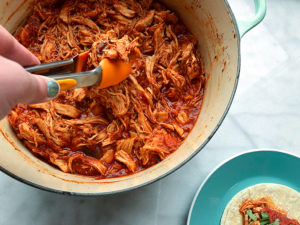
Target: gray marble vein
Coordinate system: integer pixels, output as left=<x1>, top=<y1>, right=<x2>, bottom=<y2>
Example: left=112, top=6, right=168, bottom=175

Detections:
left=1, top=0, right=300, bottom=224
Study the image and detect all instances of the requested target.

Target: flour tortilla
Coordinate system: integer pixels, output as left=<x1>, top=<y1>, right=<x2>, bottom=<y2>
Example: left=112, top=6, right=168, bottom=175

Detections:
left=220, top=183, right=300, bottom=225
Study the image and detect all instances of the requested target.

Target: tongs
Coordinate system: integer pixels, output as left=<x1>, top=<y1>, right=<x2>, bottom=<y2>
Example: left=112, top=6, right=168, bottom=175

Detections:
left=25, top=51, right=132, bottom=91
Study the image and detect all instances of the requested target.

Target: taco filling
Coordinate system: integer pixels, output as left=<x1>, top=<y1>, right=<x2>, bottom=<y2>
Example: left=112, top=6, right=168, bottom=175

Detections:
left=239, top=197, right=300, bottom=225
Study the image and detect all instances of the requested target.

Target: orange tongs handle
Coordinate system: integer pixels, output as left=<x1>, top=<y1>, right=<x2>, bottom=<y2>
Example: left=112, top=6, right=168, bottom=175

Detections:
left=98, top=59, right=132, bottom=89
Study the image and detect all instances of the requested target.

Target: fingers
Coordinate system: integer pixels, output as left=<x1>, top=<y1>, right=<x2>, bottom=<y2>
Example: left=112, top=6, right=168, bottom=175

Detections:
left=0, top=56, right=59, bottom=117
left=0, top=25, right=40, bottom=66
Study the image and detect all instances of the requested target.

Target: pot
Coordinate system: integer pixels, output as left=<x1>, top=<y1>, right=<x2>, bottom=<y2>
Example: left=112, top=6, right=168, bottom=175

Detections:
left=0, top=0, right=266, bottom=195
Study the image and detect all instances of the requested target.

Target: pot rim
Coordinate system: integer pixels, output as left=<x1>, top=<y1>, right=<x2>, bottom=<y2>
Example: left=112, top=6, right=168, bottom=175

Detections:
left=0, top=0, right=242, bottom=196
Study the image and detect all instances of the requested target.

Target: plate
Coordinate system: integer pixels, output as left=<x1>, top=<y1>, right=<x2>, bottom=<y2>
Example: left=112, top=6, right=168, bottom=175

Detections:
left=187, top=149, right=300, bottom=225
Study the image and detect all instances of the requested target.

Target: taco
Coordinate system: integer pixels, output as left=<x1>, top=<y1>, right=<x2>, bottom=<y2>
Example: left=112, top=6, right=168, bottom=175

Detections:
left=221, top=183, right=300, bottom=225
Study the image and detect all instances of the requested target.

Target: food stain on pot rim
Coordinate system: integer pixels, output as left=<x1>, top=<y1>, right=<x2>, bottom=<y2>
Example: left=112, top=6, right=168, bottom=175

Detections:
left=4, top=0, right=30, bottom=24
left=0, top=128, right=18, bottom=151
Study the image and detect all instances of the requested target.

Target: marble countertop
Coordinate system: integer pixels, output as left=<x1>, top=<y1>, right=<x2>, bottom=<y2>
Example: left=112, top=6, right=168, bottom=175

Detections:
left=1, top=0, right=299, bottom=224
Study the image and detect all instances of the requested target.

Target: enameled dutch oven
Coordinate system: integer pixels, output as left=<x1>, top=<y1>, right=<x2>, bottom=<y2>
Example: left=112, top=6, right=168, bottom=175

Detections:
left=0, top=0, right=266, bottom=195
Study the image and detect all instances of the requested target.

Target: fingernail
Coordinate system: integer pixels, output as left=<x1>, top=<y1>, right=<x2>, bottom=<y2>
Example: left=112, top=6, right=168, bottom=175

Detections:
left=47, top=80, right=59, bottom=98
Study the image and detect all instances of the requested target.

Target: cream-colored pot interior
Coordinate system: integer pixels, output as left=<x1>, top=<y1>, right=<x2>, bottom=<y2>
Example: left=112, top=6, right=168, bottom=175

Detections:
left=0, top=0, right=239, bottom=194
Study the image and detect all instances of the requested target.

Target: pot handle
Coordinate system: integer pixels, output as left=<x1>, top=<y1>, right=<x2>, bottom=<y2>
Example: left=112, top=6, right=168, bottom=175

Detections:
left=237, top=0, right=267, bottom=37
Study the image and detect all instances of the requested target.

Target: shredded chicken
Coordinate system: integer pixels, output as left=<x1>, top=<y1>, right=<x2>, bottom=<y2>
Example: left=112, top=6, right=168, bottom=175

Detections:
left=115, top=150, right=136, bottom=172
left=9, top=0, right=205, bottom=178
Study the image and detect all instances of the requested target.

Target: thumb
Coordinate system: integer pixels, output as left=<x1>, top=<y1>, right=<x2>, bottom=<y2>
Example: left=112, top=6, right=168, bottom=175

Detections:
left=19, top=75, right=60, bottom=105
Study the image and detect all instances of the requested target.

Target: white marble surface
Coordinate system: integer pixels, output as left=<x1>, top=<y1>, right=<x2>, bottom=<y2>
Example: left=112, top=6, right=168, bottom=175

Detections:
left=1, top=0, right=300, bottom=224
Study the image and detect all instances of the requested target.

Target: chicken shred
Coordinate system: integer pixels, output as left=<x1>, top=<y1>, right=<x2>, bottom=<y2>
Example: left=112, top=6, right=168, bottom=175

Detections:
left=9, top=0, right=205, bottom=178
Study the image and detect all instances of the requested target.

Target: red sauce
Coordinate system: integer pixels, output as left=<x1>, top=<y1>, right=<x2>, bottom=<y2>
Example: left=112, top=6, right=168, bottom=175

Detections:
left=262, top=208, right=300, bottom=225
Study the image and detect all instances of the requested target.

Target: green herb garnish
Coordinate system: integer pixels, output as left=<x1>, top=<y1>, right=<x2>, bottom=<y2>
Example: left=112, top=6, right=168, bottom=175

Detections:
left=269, top=218, right=280, bottom=225
left=247, top=209, right=257, bottom=221
left=261, top=212, right=269, bottom=221
left=260, top=211, right=270, bottom=224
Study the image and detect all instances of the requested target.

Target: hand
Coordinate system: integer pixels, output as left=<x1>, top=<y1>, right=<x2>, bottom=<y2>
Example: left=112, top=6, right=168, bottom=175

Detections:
left=0, top=25, right=59, bottom=119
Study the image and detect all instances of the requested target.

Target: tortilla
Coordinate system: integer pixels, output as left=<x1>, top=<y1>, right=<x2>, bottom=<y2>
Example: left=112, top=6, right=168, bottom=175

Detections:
left=220, top=183, right=300, bottom=225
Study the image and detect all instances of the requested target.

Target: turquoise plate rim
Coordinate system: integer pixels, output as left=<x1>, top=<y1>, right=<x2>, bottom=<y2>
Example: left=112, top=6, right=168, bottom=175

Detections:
left=186, top=149, right=300, bottom=225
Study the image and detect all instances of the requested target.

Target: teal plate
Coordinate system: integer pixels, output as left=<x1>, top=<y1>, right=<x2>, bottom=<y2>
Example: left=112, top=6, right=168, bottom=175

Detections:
left=187, top=149, right=300, bottom=225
